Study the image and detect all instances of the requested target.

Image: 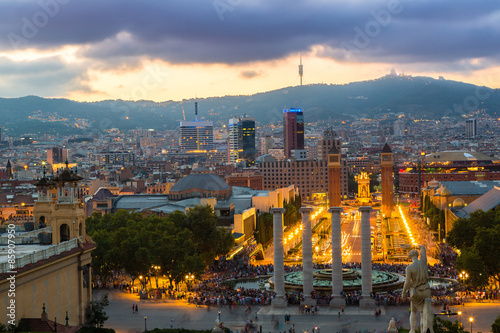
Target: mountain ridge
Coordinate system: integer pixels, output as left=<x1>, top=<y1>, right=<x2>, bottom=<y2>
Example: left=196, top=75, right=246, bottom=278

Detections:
left=1, top=75, right=499, bottom=136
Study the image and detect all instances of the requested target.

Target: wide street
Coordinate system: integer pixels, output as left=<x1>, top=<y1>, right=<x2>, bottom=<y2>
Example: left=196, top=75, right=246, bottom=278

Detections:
left=97, top=289, right=500, bottom=333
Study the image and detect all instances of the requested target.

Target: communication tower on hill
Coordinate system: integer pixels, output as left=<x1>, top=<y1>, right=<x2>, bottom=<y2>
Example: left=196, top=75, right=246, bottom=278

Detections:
left=298, top=56, right=303, bottom=86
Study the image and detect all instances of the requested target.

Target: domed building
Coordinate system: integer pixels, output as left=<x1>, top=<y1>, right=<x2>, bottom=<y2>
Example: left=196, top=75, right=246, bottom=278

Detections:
left=422, top=179, right=500, bottom=237
left=452, top=198, right=465, bottom=208
left=169, top=173, right=232, bottom=201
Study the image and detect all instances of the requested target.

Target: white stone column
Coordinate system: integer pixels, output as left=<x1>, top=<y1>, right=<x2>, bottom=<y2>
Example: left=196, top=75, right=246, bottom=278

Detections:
left=271, top=207, right=287, bottom=308
left=359, top=206, right=375, bottom=307
left=299, top=207, right=315, bottom=306
left=329, top=207, right=345, bottom=307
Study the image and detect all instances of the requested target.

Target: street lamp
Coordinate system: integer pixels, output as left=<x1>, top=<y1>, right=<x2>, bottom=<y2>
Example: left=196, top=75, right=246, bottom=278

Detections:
left=185, top=273, right=195, bottom=291
left=144, top=316, right=147, bottom=333
left=469, top=317, right=473, bottom=333
left=218, top=311, right=221, bottom=323
left=459, top=271, right=468, bottom=285
left=152, top=265, right=161, bottom=289
left=457, top=311, right=462, bottom=327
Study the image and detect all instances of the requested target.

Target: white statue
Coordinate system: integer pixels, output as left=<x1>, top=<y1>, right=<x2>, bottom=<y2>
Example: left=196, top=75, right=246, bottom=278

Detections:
left=402, top=245, right=434, bottom=333
left=387, top=317, right=397, bottom=333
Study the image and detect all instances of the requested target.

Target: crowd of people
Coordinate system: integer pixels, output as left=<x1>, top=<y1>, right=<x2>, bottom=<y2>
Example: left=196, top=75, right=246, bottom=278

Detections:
left=97, top=225, right=497, bottom=311
left=162, top=241, right=471, bottom=308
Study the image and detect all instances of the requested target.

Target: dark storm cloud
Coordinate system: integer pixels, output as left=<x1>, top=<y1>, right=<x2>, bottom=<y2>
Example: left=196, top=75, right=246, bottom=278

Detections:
left=0, top=0, right=499, bottom=66
left=0, top=56, right=91, bottom=96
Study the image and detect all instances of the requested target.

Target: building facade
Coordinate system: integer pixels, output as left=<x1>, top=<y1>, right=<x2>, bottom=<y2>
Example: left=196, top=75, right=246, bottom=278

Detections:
left=398, top=151, right=500, bottom=196
left=179, top=120, right=214, bottom=152
left=259, top=159, right=347, bottom=201
left=465, top=118, right=477, bottom=138
left=283, top=108, right=304, bottom=158
left=95, top=151, right=135, bottom=167
left=0, top=165, right=94, bottom=326
left=228, top=117, right=256, bottom=166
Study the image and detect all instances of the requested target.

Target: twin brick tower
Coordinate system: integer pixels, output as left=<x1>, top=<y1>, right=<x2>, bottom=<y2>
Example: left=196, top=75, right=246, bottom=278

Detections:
left=328, top=143, right=394, bottom=215
left=272, top=143, right=395, bottom=308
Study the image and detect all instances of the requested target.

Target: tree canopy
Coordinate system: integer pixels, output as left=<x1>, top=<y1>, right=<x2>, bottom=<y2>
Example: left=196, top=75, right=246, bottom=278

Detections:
left=86, top=206, right=234, bottom=288
left=447, top=209, right=500, bottom=289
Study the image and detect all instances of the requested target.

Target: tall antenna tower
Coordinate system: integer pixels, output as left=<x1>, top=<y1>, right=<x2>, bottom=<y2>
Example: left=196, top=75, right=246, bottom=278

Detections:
left=298, top=56, right=303, bottom=86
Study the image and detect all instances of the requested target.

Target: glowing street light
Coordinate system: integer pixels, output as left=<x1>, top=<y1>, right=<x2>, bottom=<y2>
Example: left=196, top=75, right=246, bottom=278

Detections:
left=185, top=273, right=195, bottom=291
left=469, top=317, right=474, bottom=333
left=398, top=205, right=417, bottom=246
left=459, top=271, right=468, bottom=285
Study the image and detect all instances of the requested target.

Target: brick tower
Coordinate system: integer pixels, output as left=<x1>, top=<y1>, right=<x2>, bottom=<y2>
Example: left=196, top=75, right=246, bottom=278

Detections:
left=381, top=143, right=394, bottom=216
left=328, top=145, right=342, bottom=206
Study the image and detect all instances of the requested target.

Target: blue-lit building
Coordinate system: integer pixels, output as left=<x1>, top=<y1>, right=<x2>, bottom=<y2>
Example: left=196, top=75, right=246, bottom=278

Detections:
left=283, top=108, right=304, bottom=158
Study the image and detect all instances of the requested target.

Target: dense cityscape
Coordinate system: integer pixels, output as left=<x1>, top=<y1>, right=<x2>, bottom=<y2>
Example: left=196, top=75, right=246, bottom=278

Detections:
left=1, top=1, right=500, bottom=333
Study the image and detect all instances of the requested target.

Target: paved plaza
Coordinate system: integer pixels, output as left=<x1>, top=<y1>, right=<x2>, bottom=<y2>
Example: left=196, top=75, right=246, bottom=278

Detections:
left=98, top=290, right=500, bottom=333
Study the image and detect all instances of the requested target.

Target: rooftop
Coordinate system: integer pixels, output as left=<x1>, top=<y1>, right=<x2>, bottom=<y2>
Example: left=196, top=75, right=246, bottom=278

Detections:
left=170, top=173, right=230, bottom=193
left=437, top=181, right=500, bottom=196
left=424, top=151, right=493, bottom=163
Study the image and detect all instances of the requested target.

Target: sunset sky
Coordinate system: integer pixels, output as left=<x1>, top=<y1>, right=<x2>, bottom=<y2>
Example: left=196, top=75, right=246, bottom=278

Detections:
left=0, top=0, right=499, bottom=102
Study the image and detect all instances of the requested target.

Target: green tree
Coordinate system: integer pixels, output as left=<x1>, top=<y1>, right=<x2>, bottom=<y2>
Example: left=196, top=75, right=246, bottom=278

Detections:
left=86, top=207, right=233, bottom=289
left=85, top=293, right=110, bottom=328
left=447, top=210, right=499, bottom=249
left=433, top=316, right=467, bottom=333
left=256, top=212, right=273, bottom=245
left=348, top=172, right=357, bottom=193
left=186, top=205, right=233, bottom=265
left=369, top=173, right=380, bottom=192
left=283, top=203, right=298, bottom=228
left=448, top=210, right=500, bottom=289
left=492, top=314, right=500, bottom=333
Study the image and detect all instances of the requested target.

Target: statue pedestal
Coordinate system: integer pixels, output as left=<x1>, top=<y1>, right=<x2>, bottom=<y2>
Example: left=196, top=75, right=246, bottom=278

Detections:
left=329, top=297, right=345, bottom=308
left=359, top=298, right=376, bottom=308
left=272, top=298, right=287, bottom=308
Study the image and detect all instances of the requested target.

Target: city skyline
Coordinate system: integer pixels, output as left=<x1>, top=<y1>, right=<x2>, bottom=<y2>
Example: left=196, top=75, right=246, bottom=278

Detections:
left=0, top=0, right=499, bottom=102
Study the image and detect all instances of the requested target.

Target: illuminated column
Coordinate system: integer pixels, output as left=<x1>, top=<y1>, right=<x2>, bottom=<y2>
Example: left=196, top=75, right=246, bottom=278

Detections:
left=329, top=207, right=345, bottom=307
left=359, top=206, right=375, bottom=307
left=381, top=143, right=394, bottom=216
left=271, top=207, right=287, bottom=308
left=299, top=207, right=315, bottom=306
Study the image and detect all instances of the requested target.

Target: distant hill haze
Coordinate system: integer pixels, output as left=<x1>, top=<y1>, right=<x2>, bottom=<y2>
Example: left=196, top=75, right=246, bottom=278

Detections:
left=1, top=75, right=499, bottom=135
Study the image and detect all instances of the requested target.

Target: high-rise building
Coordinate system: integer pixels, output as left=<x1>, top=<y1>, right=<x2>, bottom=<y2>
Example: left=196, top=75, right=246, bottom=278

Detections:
left=283, top=108, right=304, bottom=158
left=239, top=116, right=256, bottom=166
left=228, top=116, right=256, bottom=166
left=47, top=148, right=68, bottom=164
left=261, top=135, right=273, bottom=155
left=179, top=120, right=214, bottom=152
left=465, top=118, right=477, bottom=138
left=394, top=119, right=405, bottom=136
left=228, top=118, right=240, bottom=164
